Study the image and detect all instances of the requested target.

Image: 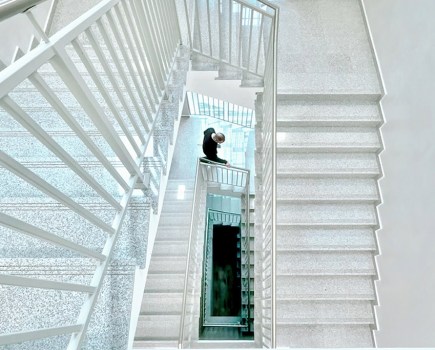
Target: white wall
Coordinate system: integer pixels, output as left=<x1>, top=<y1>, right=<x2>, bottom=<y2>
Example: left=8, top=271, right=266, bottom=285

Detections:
left=0, top=1, right=52, bottom=64
left=363, top=0, right=435, bottom=346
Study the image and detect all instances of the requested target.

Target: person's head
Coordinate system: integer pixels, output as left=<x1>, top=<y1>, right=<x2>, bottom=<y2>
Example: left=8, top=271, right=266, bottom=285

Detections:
left=213, top=132, right=225, bottom=144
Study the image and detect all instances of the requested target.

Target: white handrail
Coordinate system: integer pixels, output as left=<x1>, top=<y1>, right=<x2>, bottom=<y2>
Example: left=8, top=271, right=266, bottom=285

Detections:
left=179, top=159, right=251, bottom=347
left=0, top=0, right=47, bottom=22
left=0, top=0, right=183, bottom=348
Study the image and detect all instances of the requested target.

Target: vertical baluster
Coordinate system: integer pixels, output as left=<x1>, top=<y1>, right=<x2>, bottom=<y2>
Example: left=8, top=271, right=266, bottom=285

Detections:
left=255, top=14, right=265, bottom=74
left=135, top=0, right=166, bottom=90
left=122, top=1, right=160, bottom=107
left=112, top=6, right=154, bottom=121
left=206, top=0, right=213, bottom=57
left=194, top=0, right=203, bottom=54
left=72, top=39, right=144, bottom=156
left=238, top=5, right=243, bottom=67
left=247, top=8, right=254, bottom=71
left=91, top=21, right=150, bottom=132
left=229, top=0, right=232, bottom=64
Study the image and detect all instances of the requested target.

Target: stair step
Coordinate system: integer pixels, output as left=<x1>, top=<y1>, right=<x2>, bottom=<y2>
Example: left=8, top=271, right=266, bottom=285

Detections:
left=145, top=274, right=185, bottom=293
left=152, top=241, right=188, bottom=257
left=276, top=324, right=373, bottom=347
left=133, top=339, right=178, bottom=348
left=148, top=257, right=187, bottom=274
left=276, top=300, right=374, bottom=324
left=276, top=152, right=380, bottom=177
left=0, top=131, right=117, bottom=159
left=276, top=275, right=375, bottom=300
left=161, top=202, right=193, bottom=214
left=155, top=228, right=190, bottom=241
left=0, top=164, right=120, bottom=200
left=276, top=251, right=375, bottom=275
left=140, top=292, right=183, bottom=314
left=158, top=214, right=191, bottom=227
left=191, top=341, right=256, bottom=348
left=277, top=98, right=381, bottom=126
left=276, top=226, right=376, bottom=251
left=276, top=127, right=381, bottom=151
left=277, top=203, right=378, bottom=226
left=163, top=189, right=194, bottom=201
left=135, top=314, right=180, bottom=339
left=276, top=177, right=379, bottom=202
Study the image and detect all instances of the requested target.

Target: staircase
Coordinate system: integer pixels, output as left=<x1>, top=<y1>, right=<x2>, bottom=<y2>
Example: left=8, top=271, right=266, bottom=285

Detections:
left=273, top=94, right=382, bottom=347
left=134, top=179, right=194, bottom=348
left=0, top=0, right=387, bottom=348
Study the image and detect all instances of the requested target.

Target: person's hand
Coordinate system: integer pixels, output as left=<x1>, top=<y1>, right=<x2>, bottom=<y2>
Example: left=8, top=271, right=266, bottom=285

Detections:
left=225, top=162, right=231, bottom=168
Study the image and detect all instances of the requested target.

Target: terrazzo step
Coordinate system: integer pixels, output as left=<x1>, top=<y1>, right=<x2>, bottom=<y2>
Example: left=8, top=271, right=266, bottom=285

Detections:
left=148, top=256, right=187, bottom=274
left=154, top=227, right=190, bottom=241
left=276, top=227, right=377, bottom=251
left=191, top=53, right=219, bottom=71
left=190, top=341, right=256, bottom=348
left=7, top=91, right=155, bottom=135
left=276, top=152, right=381, bottom=177
left=152, top=241, right=188, bottom=257
left=144, top=273, right=185, bottom=293
left=0, top=131, right=119, bottom=159
left=140, top=292, right=183, bottom=314
left=165, top=180, right=195, bottom=191
left=0, top=162, right=121, bottom=200
left=133, top=340, right=178, bottom=348
left=276, top=251, right=375, bottom=275
left=277, top=203, right=378, bottom=226
left=163, top=189, right=194, bottom=201
left=158, top=213, right=192, bottom=227
left=276, top=97, right=382, bottom=127
left=161, top=202, right=193, bottom=214
left=135, top=314, right=180, bottom=339
left=276, top=275, right=376, bottom=300
left=276, top=300, right=375, bottom=324
left=276, top=126, right=381, bottom=152
left=275, top=324, right=373, bottom=347
left=216, top=65, right=242, bottom=80
left=276, top=177, right=379, bottom=202
left=0, top=197, right=147, bottom=258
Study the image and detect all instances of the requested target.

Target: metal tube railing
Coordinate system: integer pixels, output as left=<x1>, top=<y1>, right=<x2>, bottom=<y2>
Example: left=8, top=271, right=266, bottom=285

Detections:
left=0, top=0, right=183, bottom=347
left=179, top=159, right=251, bottom=347
left=0, top=0, right=47, bottom=22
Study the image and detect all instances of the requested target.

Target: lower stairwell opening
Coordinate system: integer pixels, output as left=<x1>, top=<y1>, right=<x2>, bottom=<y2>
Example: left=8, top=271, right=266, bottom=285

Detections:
left=200, top=206, right=253, bottom=341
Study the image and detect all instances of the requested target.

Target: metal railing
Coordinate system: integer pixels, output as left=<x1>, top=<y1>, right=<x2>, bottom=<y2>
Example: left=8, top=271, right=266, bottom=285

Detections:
left=0, top=0, right=181, bottom=348
left=257, top=1, right=278, bottom=346
left=181, top=0, right=275, bottom=77
left=187, top=91, right=255, bottom=128
left=179, top=159, right=251, bottom=347
left=0, top=0, right=48, bottom=22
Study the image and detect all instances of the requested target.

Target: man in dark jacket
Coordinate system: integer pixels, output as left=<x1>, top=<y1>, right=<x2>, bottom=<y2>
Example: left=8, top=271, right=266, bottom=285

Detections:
left=202, top=127, right=230, bottom=166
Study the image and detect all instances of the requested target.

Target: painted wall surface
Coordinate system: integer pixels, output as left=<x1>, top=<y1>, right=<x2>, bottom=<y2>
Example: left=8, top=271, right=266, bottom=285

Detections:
left=0, top=1, right=52, bottom=64
left=364, top=0, right=435, bottom=347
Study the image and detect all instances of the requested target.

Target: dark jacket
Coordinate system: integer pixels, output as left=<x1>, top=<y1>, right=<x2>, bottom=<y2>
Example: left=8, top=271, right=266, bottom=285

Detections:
left=202, top=127, right=217, bottom=157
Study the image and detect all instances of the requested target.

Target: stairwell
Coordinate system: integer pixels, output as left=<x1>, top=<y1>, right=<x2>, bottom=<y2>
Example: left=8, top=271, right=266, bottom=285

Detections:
left=0, top=0, right=387, bottom=348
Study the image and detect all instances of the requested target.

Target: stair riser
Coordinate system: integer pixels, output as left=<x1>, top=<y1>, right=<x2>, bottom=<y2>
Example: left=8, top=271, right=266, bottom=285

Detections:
left=276, top=227, right=376, bottom=251
left=277, top=203, right=378, bottom=225
left=276, top=251, right=375, bottom=275
left=141, top=293, right=183, bottom=314
left=276, top=152, right=380, bottom=177
left=277, top=178, right=379, bottom=201
left=277, top=127, right=381, bottom=149
left=0, top=167, right=120, bottom=199
left=276, top=276, right=375, bottom=299
left=276, top=300, right=374, bottom=323
left=136, top=315, right=180, bottom=339
left=276, top=324, right=373, bottom=347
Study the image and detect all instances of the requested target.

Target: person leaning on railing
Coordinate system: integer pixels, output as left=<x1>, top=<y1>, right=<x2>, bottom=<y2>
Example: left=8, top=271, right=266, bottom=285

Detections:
left=202, top=127, right=231, bottom=167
